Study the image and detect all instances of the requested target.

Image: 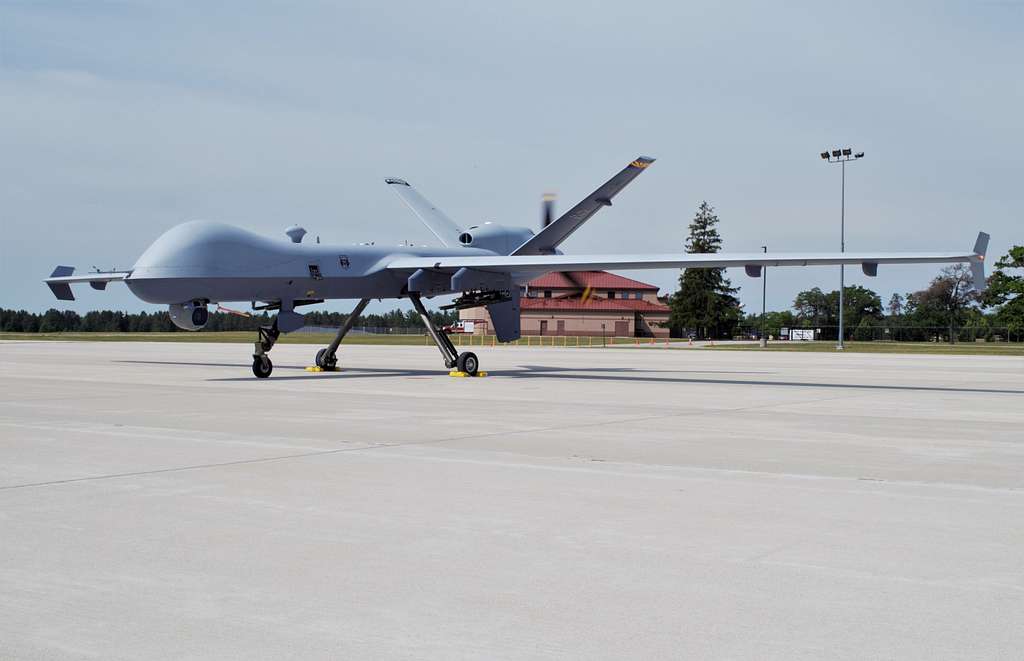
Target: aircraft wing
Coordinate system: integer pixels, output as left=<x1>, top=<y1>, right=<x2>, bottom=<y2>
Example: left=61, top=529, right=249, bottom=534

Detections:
left=45, top=267, right=130, bottom=301
left=387, top=232, right=990, bottom=291
left=512, top=156, right=655, bottom=256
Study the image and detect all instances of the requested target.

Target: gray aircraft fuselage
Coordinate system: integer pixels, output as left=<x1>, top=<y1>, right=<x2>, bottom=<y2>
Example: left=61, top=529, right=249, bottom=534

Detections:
left=126, top=220, right=525, bottom=306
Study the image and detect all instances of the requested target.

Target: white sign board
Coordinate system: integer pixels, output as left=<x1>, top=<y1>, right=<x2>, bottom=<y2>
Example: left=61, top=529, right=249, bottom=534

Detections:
left=790, top=328, right=815, bottom=341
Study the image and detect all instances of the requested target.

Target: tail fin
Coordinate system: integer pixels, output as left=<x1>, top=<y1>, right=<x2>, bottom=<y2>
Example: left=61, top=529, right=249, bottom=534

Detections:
left=971, top=231, right=989, bottom=292
left=512, top=156, right=655, bottom=256
left=385, top=178, right=463, bottom=247
left=44, top=267, right=130, bottom=301
left=47, top=266, right=76, bottom=301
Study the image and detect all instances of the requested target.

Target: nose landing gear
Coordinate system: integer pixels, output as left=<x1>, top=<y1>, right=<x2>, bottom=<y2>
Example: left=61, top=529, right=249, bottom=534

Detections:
left=252, top=320, right=279, bottom=378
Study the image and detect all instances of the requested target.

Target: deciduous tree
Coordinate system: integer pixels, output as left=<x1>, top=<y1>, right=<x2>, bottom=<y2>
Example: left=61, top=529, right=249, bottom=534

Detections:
left=982, top=246, right=1024, bottom=338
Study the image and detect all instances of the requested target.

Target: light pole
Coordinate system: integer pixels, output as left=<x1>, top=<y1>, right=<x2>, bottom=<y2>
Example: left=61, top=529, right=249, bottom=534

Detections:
left=760, top=245, right=768, bottom=348
left=819, top=148, right=864, bottom=350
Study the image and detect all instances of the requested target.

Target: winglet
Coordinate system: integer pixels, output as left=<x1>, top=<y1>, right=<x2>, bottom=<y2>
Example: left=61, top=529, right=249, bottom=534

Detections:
left=47, top=266, right=76, bottom=301
left=971, top=231, right=989, bottom=292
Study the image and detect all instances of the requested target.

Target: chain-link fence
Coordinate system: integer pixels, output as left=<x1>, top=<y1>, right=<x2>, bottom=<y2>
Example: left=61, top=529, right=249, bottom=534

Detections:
left=295, top=325, right=429, bottom=335
left=738, top=325, right=1022, bottom=343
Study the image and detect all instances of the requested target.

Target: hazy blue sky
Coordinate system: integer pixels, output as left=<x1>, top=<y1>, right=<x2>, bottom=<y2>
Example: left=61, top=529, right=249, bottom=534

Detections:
left=2, top=1, right=1021, bottom=316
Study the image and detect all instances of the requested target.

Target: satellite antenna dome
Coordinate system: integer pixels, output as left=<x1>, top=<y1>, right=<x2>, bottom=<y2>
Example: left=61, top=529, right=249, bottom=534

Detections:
left=285, top=225, right=307, bottom=243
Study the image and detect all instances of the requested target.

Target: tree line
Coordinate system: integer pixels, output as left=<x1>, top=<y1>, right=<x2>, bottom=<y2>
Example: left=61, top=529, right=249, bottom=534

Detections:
left=0, top=306, right=458, bottom=334
left=665, top=202, right=1022, bottom=340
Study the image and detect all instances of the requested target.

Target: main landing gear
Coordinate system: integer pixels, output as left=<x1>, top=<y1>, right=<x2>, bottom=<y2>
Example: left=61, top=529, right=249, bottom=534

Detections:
left=410, top=293, right=480, bottom=376
left=252, top=320, right=279, bottom=378
left=314, top=298, right=371, bottom=370
left=249, top=295, right=480, bottom=378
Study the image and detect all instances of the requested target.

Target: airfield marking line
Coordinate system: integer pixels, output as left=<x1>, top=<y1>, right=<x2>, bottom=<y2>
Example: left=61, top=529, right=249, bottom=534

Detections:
left=0, top=376, right=1013, bottom=494
left=348, top=446, right=1024, bottom=501
left=0, top=389, right=943, bottom=493
left=0, top=419, right=351, bottom=453
left=0, top=411, right=697, bottom=491
left=752, top=559, right=1024, bottom=593
left=4, top=391, right=1022, bottom=500
left=4, top=432, right=1023, bottom=501
left=0, top=401, right=845, bottom=492
left=0, top=444, right=397, bottom=492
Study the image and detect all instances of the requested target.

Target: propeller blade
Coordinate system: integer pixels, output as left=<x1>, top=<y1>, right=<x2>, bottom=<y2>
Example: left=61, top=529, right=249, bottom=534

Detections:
left=542, top=193, right=556, bottom=228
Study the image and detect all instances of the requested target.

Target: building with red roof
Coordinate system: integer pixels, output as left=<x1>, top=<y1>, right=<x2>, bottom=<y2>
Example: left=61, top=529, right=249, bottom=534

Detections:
left=459, top=271, right=671, bottom=338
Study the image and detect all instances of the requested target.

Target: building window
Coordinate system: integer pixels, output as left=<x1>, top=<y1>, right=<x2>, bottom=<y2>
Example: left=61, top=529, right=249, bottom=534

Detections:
left=607, top=291, right=615, bottom=299
left=544, top=290, right=552, bottom=298
left=634, top=292, right=642, bottom=300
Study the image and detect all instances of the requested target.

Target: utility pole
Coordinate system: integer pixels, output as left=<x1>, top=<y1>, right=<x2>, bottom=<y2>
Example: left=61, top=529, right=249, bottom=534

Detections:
left=760, top=245, right=767, bottom=348
left=820, top=148, right=864, bottom=350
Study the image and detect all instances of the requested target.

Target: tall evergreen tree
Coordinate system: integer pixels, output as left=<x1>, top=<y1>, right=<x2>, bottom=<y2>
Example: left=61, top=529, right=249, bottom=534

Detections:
left=887, top=293, right=904, bottom=317
left=667, top=201, right=741, bottom=338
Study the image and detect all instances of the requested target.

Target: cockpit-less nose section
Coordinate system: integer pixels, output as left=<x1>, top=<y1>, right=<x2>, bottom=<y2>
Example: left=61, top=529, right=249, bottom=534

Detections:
left=44, top=156, right=990, bottom=378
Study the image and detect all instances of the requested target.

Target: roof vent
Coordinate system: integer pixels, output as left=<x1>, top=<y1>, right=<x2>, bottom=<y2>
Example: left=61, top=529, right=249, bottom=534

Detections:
left=285, top=225, right=307, bottom=243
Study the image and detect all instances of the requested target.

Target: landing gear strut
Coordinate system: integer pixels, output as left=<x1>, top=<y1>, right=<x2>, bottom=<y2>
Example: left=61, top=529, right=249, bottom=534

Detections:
left=315, top=298, right=371, bottom=369
left=252, top=320, right=279, bottom=378
left=410, top=293, right=479, bottom=375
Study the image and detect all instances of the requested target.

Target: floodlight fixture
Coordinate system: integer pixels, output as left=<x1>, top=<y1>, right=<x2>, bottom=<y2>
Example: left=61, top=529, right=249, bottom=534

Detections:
left=820, top=151, right=829, bottom=160
left=841, top=148, right=852, bottom=156
left=831, top=149, right=841, bottom=157
left=855, top=152, right=865, bottom=158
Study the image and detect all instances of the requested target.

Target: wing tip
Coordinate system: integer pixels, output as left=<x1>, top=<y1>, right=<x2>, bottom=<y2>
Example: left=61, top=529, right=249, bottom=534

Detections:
left=385, top=177, right=410, bottom=186
left=631, top=156, right=656, bottom=168
left=973, top=231, right=990, bottom=258
left=971, top=231, right=990, bottom=292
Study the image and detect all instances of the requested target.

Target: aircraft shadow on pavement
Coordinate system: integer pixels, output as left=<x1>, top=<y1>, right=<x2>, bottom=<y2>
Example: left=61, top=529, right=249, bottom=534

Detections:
left=115, top=359, right=1024, bottom=395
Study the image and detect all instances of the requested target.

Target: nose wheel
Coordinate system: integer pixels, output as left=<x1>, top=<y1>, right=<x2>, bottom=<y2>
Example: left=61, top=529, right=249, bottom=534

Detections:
left=252, top=355, right=273, bottom=378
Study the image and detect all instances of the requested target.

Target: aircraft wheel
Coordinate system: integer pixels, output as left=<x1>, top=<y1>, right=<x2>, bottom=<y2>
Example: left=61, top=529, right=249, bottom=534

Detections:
left=456, top=351, right=479, bottom=376
left=315, top=348, right=337, bottom=369
left=252, top=356, right=273, bottom=378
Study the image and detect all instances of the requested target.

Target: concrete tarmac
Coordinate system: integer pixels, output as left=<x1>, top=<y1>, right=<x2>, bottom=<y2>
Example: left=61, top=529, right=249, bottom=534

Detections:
left=1, top=340, right=1022, bottom=660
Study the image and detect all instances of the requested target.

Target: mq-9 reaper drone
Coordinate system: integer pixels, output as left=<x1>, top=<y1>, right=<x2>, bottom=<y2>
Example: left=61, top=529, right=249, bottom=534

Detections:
left=45, top=157, right=989, bottom=378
